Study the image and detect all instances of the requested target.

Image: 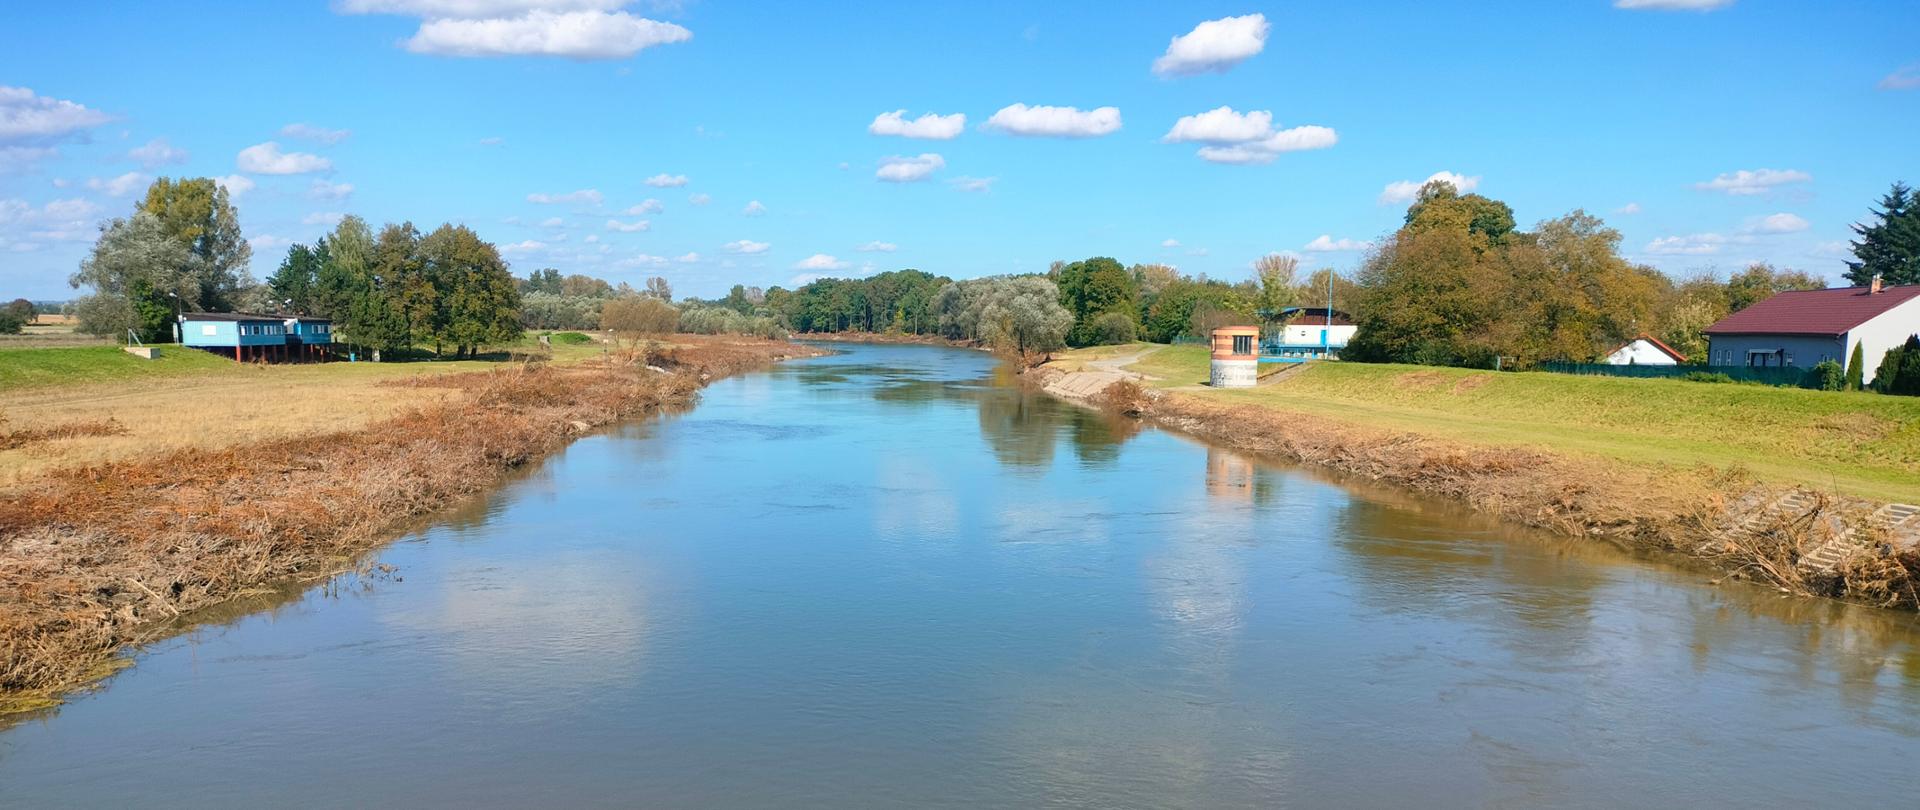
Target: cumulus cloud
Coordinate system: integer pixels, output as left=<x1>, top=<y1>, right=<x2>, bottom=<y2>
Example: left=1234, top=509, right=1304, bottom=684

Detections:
left=742, top=200, right=766, bottom=216
left=127, top=138, right=187, bottom=168
left=499, top=239, right=547, bottom=253
left=86, top=172, right=149, bottom=196
left=1304, top=235, right=1369, bottom=252
left=1746, top=212, right=1810, bottom=234
left=876, top=153, right=945, bottom=182
left=540, top=216, right=565, bottom=227
left=722, top=239, right=769, bottom=254
left=237, top=141, right=332, bottom=174
left=688, top=192, right=711, bottom=205
left=0, top=85, right=113, bottom=144
left=1152, top=14, right=1269, bottom=76
left=399, top=10, right=691, bottom=59
left=1613, top=0, right=1734, bottom=10
left=0, top=197, right=100, bottom=244
left=1695, top=168, right=1811, bottom=196
left=309, top=179, right=355, bottom=200
left=984, top=103, right=1121, bottom=138
left=675, top=252, right=699, bottom=263
left=0, top=146, right=57, bottom=174
left=1161, top=238, right=1180, bottom=248
left=333, top=1, right=629, bottom=16
left=249, top=234, right=291, bottom=252
left=1196, top=128, right=1337, bottom=164
left=1379, top=171, right=1481, bottom=204
left=527, top=188, right=603, bottom=205
left=644, top=173, right=688, bottom=187
left=605, top=218, right=650, bottom=232
left=948, top=176, right=995, bottom=193
left=1882, top=64, right=1920, bottom=91
left=1160, top=106, right=1336, bottom=164
left=794, top=253, right=849, bottom=271
left=213, top=175, right=255, bottom=197
left=280, top=122, right=351, bottom=144
left=868, top=110, right=966, bottom=140
left=626, top=199, right=663, bottom=214
left=1645, top=233, right=1726, bottom=255
left=303, top=211, right=346, bottom=226
left=617, top=253, right=667, bottom=267
left=1615, top=202, right=1643, bottom=215
left=856, top=240, right=897, bottom=252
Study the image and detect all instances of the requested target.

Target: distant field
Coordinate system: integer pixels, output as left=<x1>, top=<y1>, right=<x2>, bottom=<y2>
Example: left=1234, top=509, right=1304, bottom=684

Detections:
left=1080, top=344, right=1920, bottom=503
left=0, top=335, right=615, bottom=485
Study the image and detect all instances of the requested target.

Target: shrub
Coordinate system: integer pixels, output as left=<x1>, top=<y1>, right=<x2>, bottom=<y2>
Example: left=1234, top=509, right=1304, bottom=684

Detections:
left=1874, top=335, right=1920, bottom=396
left=1683, top=371, right=1735, bottom=384
left=1087, top=311, right=1137, bottom=345
left=1846, top=342, right=1865, bottom=390
left=549, top=331, right=593, bottom=345
left=1804, top=359, right=1845, bottom=391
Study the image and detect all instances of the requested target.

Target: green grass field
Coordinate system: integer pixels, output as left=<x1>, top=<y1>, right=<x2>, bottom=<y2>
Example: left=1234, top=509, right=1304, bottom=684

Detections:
left=1084, top=344, right=1920, bottom=503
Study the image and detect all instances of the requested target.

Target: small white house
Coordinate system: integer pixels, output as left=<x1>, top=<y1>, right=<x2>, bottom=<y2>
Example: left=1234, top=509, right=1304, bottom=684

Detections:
left=1268, top=308, right=1358, bottom=359
left=1603, top=334, right=1688, bottom=366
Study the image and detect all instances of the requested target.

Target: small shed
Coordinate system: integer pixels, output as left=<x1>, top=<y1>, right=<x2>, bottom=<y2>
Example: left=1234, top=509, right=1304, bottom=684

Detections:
left=1209, top=326, right=1260, bottom=388
left=1603, top=334, right=1687, bottom=366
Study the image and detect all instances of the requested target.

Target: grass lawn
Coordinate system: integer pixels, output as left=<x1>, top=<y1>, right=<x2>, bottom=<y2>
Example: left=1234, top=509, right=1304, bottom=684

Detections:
left=0, top=345, right=240, bottom=390
left=1073, top=344, right=1920, bottom=503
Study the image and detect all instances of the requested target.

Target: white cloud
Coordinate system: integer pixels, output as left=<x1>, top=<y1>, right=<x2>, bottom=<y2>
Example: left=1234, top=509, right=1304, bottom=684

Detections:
left=1304, top=235, right=1369, bottom=252
left=478, top=136, right=504, bottom=146
left=309, top=179, right=355, bottom=200
left=742, top=200, right=766, bottom=216
left=1882, top=64, right=1920, bottom=91
left=722, top=239, right=769, bottom=254
left=1379, top=171, right=1482, bottom=204
left=279, top=123, right=351, bottom=145
left=688, top=192, right=711, bottom=205
left=876, top=153, right=945, bottom=182
left=1161, top=106, right=1335, bottom=164
left=86, top=172, right=149, bottom=196
left=500, top=239, right=547, bottom=253
left=1152, top=14, right=1269, bottom=76
left=1615, top=202, right=1643, bottom=215
left=237, top=141, right=333, bottom=174
left=0, top=85, right=113, bottom=143
left=984, top=103, right=1121, bottom=138
left=527, top=188, right=603, bottom=205
left=1645, top=233, right=1726, bottom=255
left=948, top=176, right=995, bottom=193
left=1746, top=212, right=1810, bottom=234
left=1613, top=0, right=1734, bottom=10
left=675, top=251, right=700, bottom=263
left=540, top=216, right=565, bottom=227
left=302, top=211, right=347, bottom=226
left=1161, top=238, right=1180, bottom=248
left=645, top=173, right=688, bottom=187
left=0, top=197, right=99, bottom=244
left=617, top=253, right=668, bottom=267
left=626, top=199, right=663, bottom=215
left=126, top=138, right=187, bottom=168
left=605, top=218, right=650, bottom=232
left=868, top=110, right=966, bottom=140
left=1695, top=168, right=1811, bottom=196
left=0, top=146, right=58, bottom=173
left=401, top=10, right=691, bottom=59
left=249, top=234, right=291, bottom=252
left=856, top=240, right=897, bottom=252
left=213, top=175, right=255, bottom=197
left=794, top=253, right=848, bottom=271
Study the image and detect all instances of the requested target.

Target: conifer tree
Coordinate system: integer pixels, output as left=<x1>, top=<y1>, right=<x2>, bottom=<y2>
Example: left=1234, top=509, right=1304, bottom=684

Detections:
left=1846, top=182, right=1920, bottom=286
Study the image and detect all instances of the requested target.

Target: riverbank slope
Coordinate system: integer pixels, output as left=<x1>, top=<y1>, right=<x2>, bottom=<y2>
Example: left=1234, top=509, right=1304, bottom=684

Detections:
left=1033, top=344, right=1920, bottom=608
left=0, top=336, right=819, bottom=713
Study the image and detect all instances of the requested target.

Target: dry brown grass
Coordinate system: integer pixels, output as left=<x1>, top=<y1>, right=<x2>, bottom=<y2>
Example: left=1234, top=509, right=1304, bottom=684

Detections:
left=0, top=336, right=816, bottom=713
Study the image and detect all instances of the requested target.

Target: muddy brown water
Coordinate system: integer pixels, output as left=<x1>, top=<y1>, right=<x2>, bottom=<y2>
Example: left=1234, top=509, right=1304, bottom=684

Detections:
left=3, top=343, right=1919, bottom=807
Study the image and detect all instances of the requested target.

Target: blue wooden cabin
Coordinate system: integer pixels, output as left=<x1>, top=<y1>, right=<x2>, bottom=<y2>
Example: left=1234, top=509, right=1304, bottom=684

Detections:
left=179, top=312, right=336, bottom=362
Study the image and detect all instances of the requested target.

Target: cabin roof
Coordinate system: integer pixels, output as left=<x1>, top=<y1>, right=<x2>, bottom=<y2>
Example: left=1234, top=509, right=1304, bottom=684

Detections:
left=1703, top=285, right=1920, bottom=337
left=1606, top=333, right=1688, bottom=363
left=181, top=312, right=331, bottom=323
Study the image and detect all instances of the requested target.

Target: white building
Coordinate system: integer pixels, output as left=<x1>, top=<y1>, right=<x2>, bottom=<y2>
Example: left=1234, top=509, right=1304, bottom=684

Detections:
left=1268, top=308, right=1358, bottom=359
left=1602, top=334, right=1688, bottom=366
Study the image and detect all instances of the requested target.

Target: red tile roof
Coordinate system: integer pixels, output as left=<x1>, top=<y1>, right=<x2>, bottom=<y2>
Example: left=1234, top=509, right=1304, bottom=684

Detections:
left=1607, top=333, right=1688, bottom=362
left=1703, top=285, right=1920, bottom=337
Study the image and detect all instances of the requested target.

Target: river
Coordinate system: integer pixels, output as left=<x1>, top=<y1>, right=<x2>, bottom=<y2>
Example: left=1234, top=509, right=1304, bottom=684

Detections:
left=3, top=343, right=1918, bottom=807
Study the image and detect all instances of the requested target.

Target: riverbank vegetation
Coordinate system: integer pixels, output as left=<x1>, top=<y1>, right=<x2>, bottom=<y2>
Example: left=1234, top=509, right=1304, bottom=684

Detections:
left=0, top=336, right=816, bottom=714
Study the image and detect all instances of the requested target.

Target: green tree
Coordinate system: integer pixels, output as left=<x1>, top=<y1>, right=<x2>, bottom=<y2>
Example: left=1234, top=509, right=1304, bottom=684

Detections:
left=524, top=267, right=563, bottom=295
left=1404, top=180, right=1517, bottom=246
left=137, top=177, right=252, bottom=310
left=267, top=243, right=323, bottom=313
left=420, top=223, right=522, bottom=357
left=1726, top=262, right=1823, bottom=312
left=69, top=213, right=203, bottom=341
left=1847, top=341, right=1866, bottom=390
left=601, top=296, right=679, bottom=343
left=1873, top=335, right=1920, bottom=395
left=1251, top=253, right=1299, bottom=325
left=1845, top=182, right=1920, bottom=287
left=1054, top=256, right=1140, bottom=346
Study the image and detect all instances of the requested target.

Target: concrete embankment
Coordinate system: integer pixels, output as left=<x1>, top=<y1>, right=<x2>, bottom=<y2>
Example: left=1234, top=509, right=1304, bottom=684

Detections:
left=1027, top=359, right=1920, bottom=612
left=0, top=338, right=822, bottom=714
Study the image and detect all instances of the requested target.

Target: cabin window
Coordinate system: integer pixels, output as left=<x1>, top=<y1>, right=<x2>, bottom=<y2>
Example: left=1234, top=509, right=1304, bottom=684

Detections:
left=201, top=324, right=216, bottom=336
left=1232, top=335, right=1253, bottom=355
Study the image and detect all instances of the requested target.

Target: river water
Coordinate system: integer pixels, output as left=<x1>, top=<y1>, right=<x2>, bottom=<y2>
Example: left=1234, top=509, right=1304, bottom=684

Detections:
left=4, top=343, right=1919, bottom=807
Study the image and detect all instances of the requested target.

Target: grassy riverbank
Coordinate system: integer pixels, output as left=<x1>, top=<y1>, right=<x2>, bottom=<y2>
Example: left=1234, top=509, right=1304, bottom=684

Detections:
left=1038, top=344, right=1920, bottom=608
left=1089, top=344, right=1920, bottom=503
left=0, top=336, right=818, bottom=714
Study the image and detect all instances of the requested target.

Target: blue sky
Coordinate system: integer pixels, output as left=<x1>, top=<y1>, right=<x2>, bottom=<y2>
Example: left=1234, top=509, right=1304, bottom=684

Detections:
left=3, top=0, right=1917, bottom=300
